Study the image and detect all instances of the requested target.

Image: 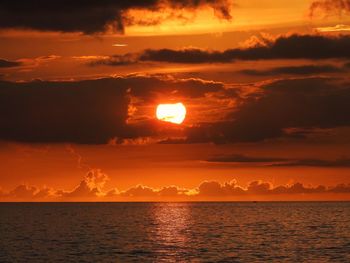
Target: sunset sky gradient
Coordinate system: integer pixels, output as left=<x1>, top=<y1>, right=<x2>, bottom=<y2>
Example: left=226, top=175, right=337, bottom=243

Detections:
left=1, top=0, right=350, bottom=201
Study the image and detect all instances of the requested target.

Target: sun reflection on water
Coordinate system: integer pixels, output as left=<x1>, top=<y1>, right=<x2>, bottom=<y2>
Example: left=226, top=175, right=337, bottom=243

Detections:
left=151, top=203, right=191, bottom=257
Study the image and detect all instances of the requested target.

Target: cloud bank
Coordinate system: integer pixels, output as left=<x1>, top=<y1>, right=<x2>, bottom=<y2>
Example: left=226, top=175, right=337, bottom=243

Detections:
left=206, top=154, right=350, bottom=167
left=0, top=0, right=232, bottom=34
left=0, top=75, right=224, bottom=144
left=1, top=174, right=349, bottom=201
left=1, top=76, right=350, bottom=144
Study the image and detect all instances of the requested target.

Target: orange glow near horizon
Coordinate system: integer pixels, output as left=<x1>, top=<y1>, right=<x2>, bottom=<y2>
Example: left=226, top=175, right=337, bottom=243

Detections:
left=156, top=103, right=187, bottom=124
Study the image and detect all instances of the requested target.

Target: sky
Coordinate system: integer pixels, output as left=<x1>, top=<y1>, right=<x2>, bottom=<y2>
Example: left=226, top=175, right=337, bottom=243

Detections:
left=1, top=0, right=350, bottom=201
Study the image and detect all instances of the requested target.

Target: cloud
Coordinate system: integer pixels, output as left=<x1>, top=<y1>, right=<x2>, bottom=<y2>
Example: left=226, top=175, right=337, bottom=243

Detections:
left=180, top=77, right=350, bottom=143
left=206, top=154, right=350, bottom=167
left=0, top=78, right=129, bottom=144
left=309, top=0, right=350, bottom=18
left=91, top=34, right=350, bottom=65
left=197, top=180, right=350, bottom=196
left=7, top=184, right=38, bottom=199
left=3, top=184, right=56, bottom=200
left=315, top=24, right=350, bottom=32
left=197, top=180, right=245, bottom=196
left=120, top=185, right=187, bottom=197
left=1, top=76, right=349, bottom=145
left=1, top=177, right=350, bottom=201
left=207, top=154, right=285, bottom=163
left=60, top=169, right=108, bottom=199
left=120, top=185, right=158, bottom=197
left=0, top=58, right=22, bottom=68
left=89, top=54, right=137, bottom=66
left=239, top=64, right=345, bottom=76
left=0, top=75, right=224, bottom=144
left=271, top=158, right=350, bottom=167
left=0, top=0, right=232, bottom=34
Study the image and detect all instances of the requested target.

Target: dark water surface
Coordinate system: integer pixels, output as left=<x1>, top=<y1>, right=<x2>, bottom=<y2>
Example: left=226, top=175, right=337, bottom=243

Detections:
left=0, top=202, right=349, bottom=262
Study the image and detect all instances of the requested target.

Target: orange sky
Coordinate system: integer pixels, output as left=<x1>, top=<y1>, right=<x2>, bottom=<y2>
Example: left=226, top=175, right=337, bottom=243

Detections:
left=1, top=0, right=350, bottom=201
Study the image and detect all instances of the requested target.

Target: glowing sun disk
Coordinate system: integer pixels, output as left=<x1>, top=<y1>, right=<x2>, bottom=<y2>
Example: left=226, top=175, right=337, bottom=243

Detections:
left=156, top=103, right=186, bottom=124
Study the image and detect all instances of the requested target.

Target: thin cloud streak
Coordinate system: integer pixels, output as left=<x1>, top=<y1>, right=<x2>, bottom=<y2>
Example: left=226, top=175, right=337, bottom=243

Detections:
left=206, top=154, right=350, bottom=167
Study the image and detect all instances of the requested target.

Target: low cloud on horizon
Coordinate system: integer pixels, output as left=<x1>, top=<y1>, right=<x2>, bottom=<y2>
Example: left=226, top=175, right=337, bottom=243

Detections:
left=1, top=170, right=349, bottom=201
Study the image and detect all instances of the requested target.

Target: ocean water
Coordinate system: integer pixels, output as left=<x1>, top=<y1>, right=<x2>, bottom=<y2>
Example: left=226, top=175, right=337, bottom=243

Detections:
left=0, top=202, right=349, bottom=262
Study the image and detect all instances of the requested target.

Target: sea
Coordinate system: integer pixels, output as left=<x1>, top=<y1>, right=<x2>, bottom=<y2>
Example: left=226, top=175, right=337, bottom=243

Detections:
left=0, top=202, right=349, bottom=262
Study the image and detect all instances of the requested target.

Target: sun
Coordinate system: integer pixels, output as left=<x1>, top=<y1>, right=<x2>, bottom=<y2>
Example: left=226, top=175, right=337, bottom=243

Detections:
left=156, top=103, right=186, bottom=124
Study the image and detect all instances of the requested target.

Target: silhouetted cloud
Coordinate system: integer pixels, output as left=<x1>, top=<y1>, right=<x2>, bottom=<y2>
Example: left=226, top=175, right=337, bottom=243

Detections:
left=206, top=154, right=350, bottom=167
left=89, top=54, right=137, bottom=66
left=271, top=158, right=350, bottom=167
left=0, top=78, right=129, bottom=144
left=0, top=0, right=232, bottom=34
left=239, top=64, right=345, bottom=76
left=180, top=77, right=350, bottom=143
left=0, top=76, right=223, bottom=144
left=91, top=35, right=350, bottom=65
left=1, top=76, right=349, bottom=145
left=0, top=58, right=22, bottom=68
left=207, top=154, right=286, bottom=163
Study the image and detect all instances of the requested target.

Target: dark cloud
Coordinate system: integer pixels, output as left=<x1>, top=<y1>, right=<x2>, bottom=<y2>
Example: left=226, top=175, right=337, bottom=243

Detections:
left=153, top=34, right=350, bottom=61
left=271, top=158, right=350, bottom=167
left=117, top=76, right=225, bottom=102
left=0, top=58, right=22, bottom=68
left=139, top=48, right=233, bottom=63
left=0, top=0, right=232, bottom=34
left=207, top=154, right=285, bottom=163
left=0, top=78, right=130, bottom=144
left=239, top=64, right=345, bottom=76
left=309, top=0, right=350, bottom=17
left=0, top=76, right=223, bottom=144
left=89, top=54, right=137, bottom=66
left=206, top=154, right=350, bottom=167
left=2, top=76, right=349, bottom=145
left=93, top=34, right=350, bottom=64
left=181, top=77, right=350, bottom=143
